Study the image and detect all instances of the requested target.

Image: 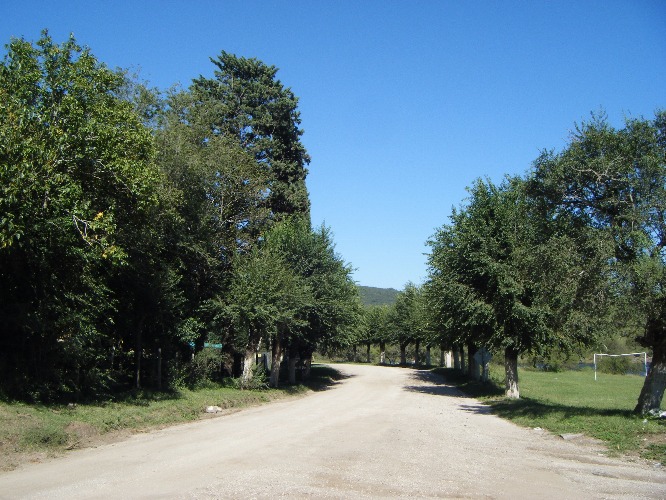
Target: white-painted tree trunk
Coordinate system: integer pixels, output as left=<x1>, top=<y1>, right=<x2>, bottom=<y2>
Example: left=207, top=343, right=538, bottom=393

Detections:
left=445, top=351, right=452, bottom=368
left=414, top=340, right=420, bottom=366
left=269, top=334, right=283, bottom=388
left=635, top=347, right=666, bottom=414
left=379, top=342, right=386, bottom=364
left=453, top=348, right=461, bottom=370
left=241, top=348, right=255, bottom=386
left=504, top=347, right=520, bottom=399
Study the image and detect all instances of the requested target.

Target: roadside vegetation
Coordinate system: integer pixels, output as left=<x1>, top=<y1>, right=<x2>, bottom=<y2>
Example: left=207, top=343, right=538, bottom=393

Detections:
left=432, top=364, right=666, bottom=465
left=0, top=365, right=338, bottom=471
left=0, top=32, right=360, bottom=402
left=359, top=111, right=665, bottom=417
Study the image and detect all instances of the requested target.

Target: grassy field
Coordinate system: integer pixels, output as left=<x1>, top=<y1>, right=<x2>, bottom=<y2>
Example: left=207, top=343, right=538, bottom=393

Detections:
left=0, top=366, right=344, bottom=472
left=433, top=365, right=666, bottom=464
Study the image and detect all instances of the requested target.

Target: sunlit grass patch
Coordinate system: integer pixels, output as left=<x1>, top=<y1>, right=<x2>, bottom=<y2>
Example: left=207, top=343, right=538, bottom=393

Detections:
left=433, top=365, right=666, bottom=464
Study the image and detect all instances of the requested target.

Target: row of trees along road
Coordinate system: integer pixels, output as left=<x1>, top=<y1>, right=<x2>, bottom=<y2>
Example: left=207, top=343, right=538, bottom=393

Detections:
left=424, top=112, right=665, bottom=414
left=358, top=112, right=664, bottom=415
left=0, top=32, right=361, bottom=401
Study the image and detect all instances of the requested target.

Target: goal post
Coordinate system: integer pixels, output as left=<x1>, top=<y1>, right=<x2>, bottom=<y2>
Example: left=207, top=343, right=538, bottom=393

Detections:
left=593, top=352, right=648, bottom=381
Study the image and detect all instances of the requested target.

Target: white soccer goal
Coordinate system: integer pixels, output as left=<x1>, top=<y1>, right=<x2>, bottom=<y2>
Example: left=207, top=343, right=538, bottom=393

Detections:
left=593, top=352, right=648, bottom=381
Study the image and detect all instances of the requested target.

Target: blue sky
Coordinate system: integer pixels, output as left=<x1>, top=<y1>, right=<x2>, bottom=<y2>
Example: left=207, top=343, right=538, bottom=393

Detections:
left=3, top=1, right=665, bottom=289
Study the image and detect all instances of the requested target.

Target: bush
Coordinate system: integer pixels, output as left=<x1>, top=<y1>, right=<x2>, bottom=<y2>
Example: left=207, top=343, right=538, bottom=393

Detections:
left=188, top=348, right=227, bottom=387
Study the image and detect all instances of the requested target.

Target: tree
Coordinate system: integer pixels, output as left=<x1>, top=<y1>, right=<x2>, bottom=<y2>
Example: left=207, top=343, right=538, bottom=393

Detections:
left=191, top=52, right=310, bottom=218
left=269, top=218, right=361, bottom=384
left=528, top=112, right=666, bottom=413
left=390, top=283, right=424, bottom=366
left=358, top=305, right=394, bottom=364
left=0, top=32, right=158, bottom=399
left=226, top=231, right=311, bottom=387
left=428, top=177, right=609, bottom=397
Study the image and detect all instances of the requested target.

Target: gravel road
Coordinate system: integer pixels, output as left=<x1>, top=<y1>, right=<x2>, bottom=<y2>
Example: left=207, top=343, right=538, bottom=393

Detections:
left=0, top=363, right=664, bottom=499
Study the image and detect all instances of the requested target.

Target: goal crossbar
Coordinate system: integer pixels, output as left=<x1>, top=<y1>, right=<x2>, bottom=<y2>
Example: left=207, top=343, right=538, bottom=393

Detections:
left=593, top=352, right=647, bottom=380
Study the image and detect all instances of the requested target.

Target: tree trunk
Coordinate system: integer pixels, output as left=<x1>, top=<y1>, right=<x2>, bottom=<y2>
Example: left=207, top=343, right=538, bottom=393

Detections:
left=269, top=333, right=283, bottom=388
left=505, top=347, right=520, bottom=399
left=440, top=343, right=446, bottom=367
left=425, top=345, right=431, bottom=366
left=414, top=340, right=420, bottom=366
left=240, top=347, right=255, bottom=387
left=135, top=317, right=144, bottom=389
left=303, top=356, right=312, bottom=381
left=240, top=332, right=262, bottom=387
left=400, top=343, right=407, bottom=365
left=453, top=346, right=461, bottom=370
left=157, top=347, right=162, bottom=391
left=352, top=344, right=357, bottom=362
left=232, top=352, right=243, bottom=378
left=366, top=342, right=371, bottom=364
left=471, top=348, right=481, bottom=381
left=635, top=342, right=666, bottom=414
left=445, top=351, right=453, bottom=368
left=466, top=342, right=475, bottom=378
left=379, top=341, right=386, bottom=364
left=288, top=355, right=298, bottom=385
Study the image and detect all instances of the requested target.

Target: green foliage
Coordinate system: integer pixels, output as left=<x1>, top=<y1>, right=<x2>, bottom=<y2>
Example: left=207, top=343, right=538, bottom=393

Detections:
left=597, top=356, right=634, bottom=375
left=191, top=52, right=310, bottom=218
left=0, top=31, right=158, bottom=400
left=358, top=304, right=392, bottom=345
left=269, top=218, right=362, bottom=353
left=528, top=111, right=666, bottom=413
left=188, top=349, right=226, bottom=387
left=0, top=32, right=349, bottom=400
left=427, top=176, right=610, bottom=395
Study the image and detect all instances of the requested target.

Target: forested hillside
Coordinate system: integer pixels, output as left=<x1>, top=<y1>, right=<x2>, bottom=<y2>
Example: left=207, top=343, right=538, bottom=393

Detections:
left=358, top=286, right=399, bottom=306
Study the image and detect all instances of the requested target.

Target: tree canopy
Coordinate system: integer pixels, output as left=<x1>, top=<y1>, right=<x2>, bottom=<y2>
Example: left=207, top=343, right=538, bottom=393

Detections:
left=0, top=33, right=358, bottom=400
left=527, top=112, right=666, bottom=413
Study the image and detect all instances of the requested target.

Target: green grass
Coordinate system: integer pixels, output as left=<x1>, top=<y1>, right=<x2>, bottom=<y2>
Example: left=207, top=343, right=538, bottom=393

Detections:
left=433, top=365, right=666, bottom=464
left=0, top=368, right=333, bottom=471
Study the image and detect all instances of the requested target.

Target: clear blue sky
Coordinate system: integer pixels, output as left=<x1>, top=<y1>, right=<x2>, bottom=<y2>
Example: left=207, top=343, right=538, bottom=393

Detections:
left=3, top=1, right=665, bottom=289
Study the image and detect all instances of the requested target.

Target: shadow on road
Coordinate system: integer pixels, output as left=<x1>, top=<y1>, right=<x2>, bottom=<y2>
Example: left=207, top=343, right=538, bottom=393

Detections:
left=402, top=370, right=466, bottom=398
left=304, top=364, right=355, bottom=392
left=459, top=403, right=493, bottom=415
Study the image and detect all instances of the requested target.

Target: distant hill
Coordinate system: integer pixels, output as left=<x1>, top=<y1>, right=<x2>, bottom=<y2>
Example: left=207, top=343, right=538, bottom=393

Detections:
left=358, top=285, right=400, bottom=306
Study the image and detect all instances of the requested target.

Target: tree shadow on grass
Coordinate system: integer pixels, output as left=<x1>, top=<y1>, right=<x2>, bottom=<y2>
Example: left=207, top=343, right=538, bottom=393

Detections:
left=406, top=369, right=636, bottom=421
left=486, top=397, right=635, bottom=420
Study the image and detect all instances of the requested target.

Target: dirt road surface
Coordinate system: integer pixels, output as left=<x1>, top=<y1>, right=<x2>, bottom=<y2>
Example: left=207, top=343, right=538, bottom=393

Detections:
left=1, top=364, right=664, bottom=499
